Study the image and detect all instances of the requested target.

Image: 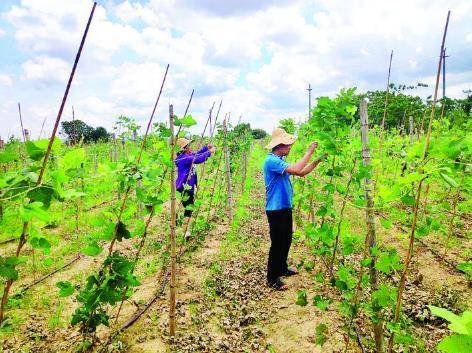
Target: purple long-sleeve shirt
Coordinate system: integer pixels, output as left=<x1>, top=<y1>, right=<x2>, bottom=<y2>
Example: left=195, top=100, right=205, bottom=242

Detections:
left=175, top=146, right=211, bottom=193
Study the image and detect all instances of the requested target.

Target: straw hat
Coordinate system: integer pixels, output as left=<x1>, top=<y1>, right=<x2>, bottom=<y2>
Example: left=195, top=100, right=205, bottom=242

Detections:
left=265, top=128, right=297, bottom=149
left=177, top=138, right=193, bottom=150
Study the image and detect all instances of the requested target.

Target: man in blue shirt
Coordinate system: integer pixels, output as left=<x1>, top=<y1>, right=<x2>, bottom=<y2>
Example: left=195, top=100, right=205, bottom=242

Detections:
left=264, top=128, right=324, bottom=290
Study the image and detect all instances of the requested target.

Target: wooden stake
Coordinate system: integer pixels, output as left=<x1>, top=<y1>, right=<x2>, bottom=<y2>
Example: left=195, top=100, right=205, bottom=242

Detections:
left=408, top=116, right=414, bottom=147
left=168, top=104, right=177, bottom=337
left=39, top=117, right=47, bottom=139
left=17, top=102, right=26, bottom=143
left=360, top=99, right=384, bottom=353
left=223, top=116, right=234, bottom=223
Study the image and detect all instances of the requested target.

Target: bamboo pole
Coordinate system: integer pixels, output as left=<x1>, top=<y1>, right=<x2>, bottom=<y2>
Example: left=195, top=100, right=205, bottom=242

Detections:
left=443, top=176, right=463, bottom=256
left=39, top=117, right=47, bottom=139
left=387, top=11, right=450, bottom=353
left=108, top=64, right=169, bottom=254
left=168, top=104, right=177, bottom=337
left=0, top=1, right=97, bottom=323
left=360, top=99, right=384, bottom=353
left=378, top=50, right=393, bottom=154
left=408, top=116, right=414, bottom=147
left=223, top=116, right=234, bottom=223
left=329, top=158, right=357, bottom=276
left=17, top=102, right=26, bottom=143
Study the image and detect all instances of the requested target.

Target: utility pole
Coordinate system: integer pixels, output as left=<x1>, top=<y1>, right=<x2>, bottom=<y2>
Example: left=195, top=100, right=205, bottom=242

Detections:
left=442, top=47, right=449, bottom=99
left=307, top=84, right=312, bottom=120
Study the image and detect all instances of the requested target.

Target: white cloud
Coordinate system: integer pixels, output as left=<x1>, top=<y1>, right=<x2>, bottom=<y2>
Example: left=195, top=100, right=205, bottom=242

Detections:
left=0, top=74, right=12, bottom=86
left=0, top=0, right=471, bottom=140
left=21, top=56, right=69, bottom=84
left=0, top=28, right=5, bottom=37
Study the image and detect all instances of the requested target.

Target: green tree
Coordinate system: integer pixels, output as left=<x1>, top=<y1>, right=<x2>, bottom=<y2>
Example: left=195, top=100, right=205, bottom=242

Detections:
left=251, top=128, right=267, bottom=139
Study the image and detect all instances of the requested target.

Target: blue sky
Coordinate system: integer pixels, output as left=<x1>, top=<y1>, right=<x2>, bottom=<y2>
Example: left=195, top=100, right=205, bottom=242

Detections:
left=0, top=0, right=471, bottom=140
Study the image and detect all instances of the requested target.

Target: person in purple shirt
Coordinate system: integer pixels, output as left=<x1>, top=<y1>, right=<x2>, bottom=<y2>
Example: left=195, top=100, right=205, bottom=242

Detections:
left=175, top=137, right=215, bottom=239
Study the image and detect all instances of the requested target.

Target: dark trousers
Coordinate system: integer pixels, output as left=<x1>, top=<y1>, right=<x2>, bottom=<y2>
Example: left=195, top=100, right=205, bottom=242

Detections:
left=266, top=208, right=293, bottom=283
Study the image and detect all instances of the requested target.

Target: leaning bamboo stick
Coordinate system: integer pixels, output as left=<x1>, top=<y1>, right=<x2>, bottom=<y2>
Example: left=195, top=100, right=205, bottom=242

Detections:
left=223, top=116, right=234, bottom=223
left=0, top=1, right=97, bottom=323
left=108, top=64, right=169, bottom=254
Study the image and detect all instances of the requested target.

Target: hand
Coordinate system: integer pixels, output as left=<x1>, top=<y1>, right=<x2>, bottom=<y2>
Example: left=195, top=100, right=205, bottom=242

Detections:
left=209, top=146, right=216, bottom=153
left=308, top=142, right=318, bottom=152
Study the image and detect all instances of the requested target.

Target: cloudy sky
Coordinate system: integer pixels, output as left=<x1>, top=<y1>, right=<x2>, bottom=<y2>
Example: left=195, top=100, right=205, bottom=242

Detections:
left=0, top=0, right=471, bottom=140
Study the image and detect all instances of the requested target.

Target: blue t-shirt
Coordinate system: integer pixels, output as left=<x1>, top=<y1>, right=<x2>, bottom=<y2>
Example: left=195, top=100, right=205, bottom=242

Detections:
left=263, top=153, right=293, bottom=211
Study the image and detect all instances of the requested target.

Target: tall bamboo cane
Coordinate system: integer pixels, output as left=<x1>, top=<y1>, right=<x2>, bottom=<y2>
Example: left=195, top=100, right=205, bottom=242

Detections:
left=108, top=64, right=169, bottom=254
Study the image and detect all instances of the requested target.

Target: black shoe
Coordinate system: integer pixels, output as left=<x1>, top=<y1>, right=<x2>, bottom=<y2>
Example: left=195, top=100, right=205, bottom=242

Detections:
left=267, top=277, right=288, bottom=291
left=282, top=268, right=299, bottom=277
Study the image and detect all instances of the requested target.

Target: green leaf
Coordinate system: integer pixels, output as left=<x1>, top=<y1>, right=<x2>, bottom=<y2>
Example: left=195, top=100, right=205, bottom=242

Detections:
left=27, top=186, right=55, bottom=209
left=401, top=195, right=416, bottom=206
left=457, top=262, right=472, bottom=276
left=20, top=202, right=50, bottom=222
left=25, top=141, right=46, bottom=161
left=440, top=173, right=459, bottom=188
left=380, top=218, right=392, bottom=229
left=60, top=148, right=86, bottom=170
left=56, top=281, right=74, bottom=297
left=30, top=237, right=51, bottom=250
left=296, top=290, right=308, bottom=306
left=372, top=285, right=396, bottom=308
left=81, top=241, right=103, bottom=257
left=0, top=150, right=18, bottom=163
left=313, top=294, right=330, bottom=311
left=116, top=221, right=131, bottom=242
left=0, top=256, right=19, bottom=280
left=375, top=250, right=402, bottom=274
left=175, top=114, right=197, bottom=128
left=437, top=334, right=472, bottom=353
left=315, top=323, right=328, bottom=346
left=428, top=306, right=472, bottom=336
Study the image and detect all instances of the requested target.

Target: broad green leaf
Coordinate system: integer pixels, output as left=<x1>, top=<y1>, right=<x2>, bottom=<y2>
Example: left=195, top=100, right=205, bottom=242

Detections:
left=20, top=202, right=50, bottom=222
left=81, top=241, right=103, bottom=257
left=116, top=221, right=131, bottom=242
left=27, top=186, right=55, bottom=209
left=60, top=148, right=86, bottom=170
left=0, top=256, right=19, bottom=280
left=437, top=334, right=472, bottom=353
left=440, top=173, right=459, bottom=188
left=401, top=195, right=416, bottom=206
left=56, top=281, right=74, bottom=297
left=313, top=294, right=330, bottom=311
left=296, top=290, right=308, bottom=306
left=26, top=141, right=45, bottom=161
left=428, top=306, right=472, bottom=336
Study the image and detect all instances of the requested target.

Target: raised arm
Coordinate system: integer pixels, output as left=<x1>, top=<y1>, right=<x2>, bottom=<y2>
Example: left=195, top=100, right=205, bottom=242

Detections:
left=286, top=142, right=318, bottom=176
left=297, top=153, right=327, bottom=176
